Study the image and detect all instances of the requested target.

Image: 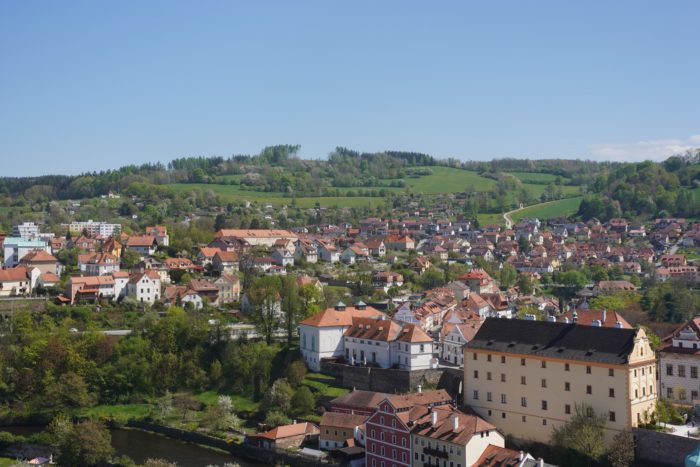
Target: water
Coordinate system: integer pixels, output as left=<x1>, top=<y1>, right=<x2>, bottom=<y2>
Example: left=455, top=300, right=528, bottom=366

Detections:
left=1, top=426, right=267, bottom=467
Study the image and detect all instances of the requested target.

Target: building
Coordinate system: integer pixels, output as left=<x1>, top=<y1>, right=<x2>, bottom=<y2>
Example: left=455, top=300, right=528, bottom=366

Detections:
left=246, top=422, right=319, bottom=450
left=212, top=251, right=239, bottom=274
left=330, top=389, right=454, bottom=417
left=299, top=302, right=387, bottom=371
left=78, top=252, right=120, bottom=276
left=3, top=237, right=51, bottom=268
left=19, top=250, right=59, bottom=275
left=343, top=316, right=433, bottom=370
left=12, top=222, right=40, bottom=239
left=411, top=405, right=504, bottom=467
left=213, top=273, right=240, bottom=303
left=659, top=317, right=700, bottom=403
left=127, top=270, right=161, bottom=304
left=319, top=412, right=367, bottom=450
left=126, top=235, right=158, bottom=256
left=67, top=275, right=116, bottom=303
left=365, top=398, right=415, bottom=467
left=0, top=267, right=32, bottom=297
left=463, top=318, right=657, bottom=444
left=440, top=319, right=482, bottom=367
left=63, top=220, right=121, bottom=237
left=145, top=225, right=169, bottom=247
left=214, top=229, right=297, bottom=247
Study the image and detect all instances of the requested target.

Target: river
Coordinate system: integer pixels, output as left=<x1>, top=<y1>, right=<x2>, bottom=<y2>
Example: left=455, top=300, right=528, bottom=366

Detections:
left=1, top=426, right=267, bottom=467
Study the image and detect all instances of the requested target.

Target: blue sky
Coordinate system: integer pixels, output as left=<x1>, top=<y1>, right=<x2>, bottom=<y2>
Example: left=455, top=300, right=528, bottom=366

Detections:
left=1, top=1, right=699, bottom=176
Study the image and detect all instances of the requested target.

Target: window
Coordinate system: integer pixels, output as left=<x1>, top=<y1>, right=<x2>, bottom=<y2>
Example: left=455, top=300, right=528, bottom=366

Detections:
left=586, top=385, right=592, bottom=395
left=541, top=400, right=548, bottom=410
left=565, top=404, right=571, bottom=414
left=609, top=368, right=614, bottom=377
left=679, top=365, right=687, bottom=378
left=541, top=379, right=547, bottom=388
left=487, top=372, right=492, bottom=380
left=522, top=415, right=527, bottom=422
left=667, top=388, right=673, bottom=398
left=542, top=419, right=547, bottom=426
left=650, top=385, right=654, bottom=395
left=521, top=358, right=526, bottom=366
left=642, top=368, right=645, bottom=375
left=473, top=390, right=479, bottom=400
left=474, top=370, right=479, bottom=379
left=565, top=382, right=570, bottom=391
left=420, top=344, right=425, bottom=352
left=501, top=394, right=507, bottom=404
left=609, top=411, right=616, bottom=422
left=521, top=397, right=527, bottom=407
left=502, top=412, right=506, bottom=419
left=586, top=366, right=591, bottom=374
left=473, top=353, right=477, bottom=361
left=635, top=389, right=638, bottom=398
left=521, top=376, right=526, bottom=385
left=501, top=356, right=506, bottom=364
left=642, top=387, right=646, bottom=396
left=488, top=354, right=492, bottom=362
left=565, top=363, right=570, bottom=371
left=541, top=361, right=547, bottom=369
left=692, top=366, right=698, bottom=379
left=501, top=373, right=506, bottom=383
left=487, top=392, right=492, bottom=402
left=667, top=364, right=674, bottom=376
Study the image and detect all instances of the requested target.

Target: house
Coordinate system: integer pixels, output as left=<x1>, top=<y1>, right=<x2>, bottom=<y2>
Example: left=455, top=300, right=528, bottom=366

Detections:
left=272, top=248, right=295, bottom=267
left=2, top=237, right=51, bottom=268
left=246, top=422, right=319, bottom=450
left=593, top=280, right=637, bottom=295
left=78, top=252, right=120, bottom=276
left=252, top=256, right=274, bottom=272
left=366, top=238, right=386, bottom=257
left=556, top=308, right=632, bottom=328
left=372, top=271, right=404, bottom=290
left=163, top=257, right=196, bottom=272
left=299, top=302, right=387, bottom=371
left=365, top=398, right=416, bottom=467
left=212, top=251, right=239, bottom=273
left=460, top=269, right=499, bottom=295
left=294, top=240, right=318, bottom=263
left=463, top=318, right=657, bottom=444
left=384, top=235, right=416, bottom=251
left=67, top=275, right=116, bottom=303
left=319, top=412, right=367, bottom=450
left=197, top=247, right=221, bottom=266
left=19, top=250, right=59, bottom=275
left=0, top=267, right=32, bottom=297
left=659, top=317, right=700, bottom=403
left=440, top=317, right=482, bottom=366
left=187, top=279, right=220, bottom=304
left=100, top=237, right=122, bottom=258
left=164, top=285, right=203, bottom=309
left=214, top=273, right=240, bottom=303
left=37, top=271, right=60, bottom=289
left=317, top=242, right=340, bottom=263
left=410, top=405, right=505, bottom=467
left=145, top=225, right=169, bottom=247
left=343, top=317, right=433, bottom=370
left=330, top=389, right=454, bottom=417
left=63, top=220, right=121, bottom=237
left=126, top=235, right=158, bottom=256
left=127, top=270, right=161, bottom=304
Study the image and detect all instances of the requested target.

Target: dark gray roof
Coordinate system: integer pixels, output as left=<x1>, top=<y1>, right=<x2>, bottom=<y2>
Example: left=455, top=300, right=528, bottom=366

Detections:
left=465, top=318, right=638, bottom=365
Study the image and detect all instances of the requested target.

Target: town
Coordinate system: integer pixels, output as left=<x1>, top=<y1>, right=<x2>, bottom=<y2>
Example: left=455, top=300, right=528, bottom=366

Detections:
left=1, top=190, right=700, bottom=466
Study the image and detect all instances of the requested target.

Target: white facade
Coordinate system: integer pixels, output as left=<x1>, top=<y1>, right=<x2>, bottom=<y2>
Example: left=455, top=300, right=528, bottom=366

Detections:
left=300, top=324, right=347, bottom=372
left=12, top=222, right=40, bottom=239
left=660, top=325, right=700, bottom=403
left=64, top=220, right=121, bottom=237
left=441, top=326, right=468, bottom=366
left=127, top=273, right=161, bottom=304
left=2, top=238, right=51, bottom=268
left=395, top=340, right=433, bottom=370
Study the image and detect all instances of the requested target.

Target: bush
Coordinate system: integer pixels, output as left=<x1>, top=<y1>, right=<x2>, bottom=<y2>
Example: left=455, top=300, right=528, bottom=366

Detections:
left=291, top=386, right=315, bottom=416
left=264, top=410, right=291, bottom=428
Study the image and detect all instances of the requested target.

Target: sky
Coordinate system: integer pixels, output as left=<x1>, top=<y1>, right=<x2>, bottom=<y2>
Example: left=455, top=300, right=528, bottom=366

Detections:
left=1, top=1, right=699, bottom=176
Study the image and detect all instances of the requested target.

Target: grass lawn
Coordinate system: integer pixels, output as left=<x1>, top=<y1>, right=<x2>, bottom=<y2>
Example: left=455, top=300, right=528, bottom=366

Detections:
left=0, top=457, right=17, bottom=467
left=303, top=373, right=349, bottom=398
left=678, top=247, right=700, bottom=261
left=511, top=196, right=583, bottom=222
left=195, top=391, right=260, bottom=413
left=477, top=213, right=505, bottom=226
left=506, top=171, right=569, bottom=183
left=403, top=166, right=495, bottom=193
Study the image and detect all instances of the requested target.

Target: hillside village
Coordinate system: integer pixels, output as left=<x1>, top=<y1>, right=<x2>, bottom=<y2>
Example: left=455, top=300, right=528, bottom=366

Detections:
left=2, top=206, right=700, bottom=466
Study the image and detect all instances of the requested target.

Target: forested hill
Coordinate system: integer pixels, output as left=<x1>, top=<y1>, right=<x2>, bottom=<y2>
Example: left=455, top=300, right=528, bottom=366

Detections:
left=1, top=145, right=700, bottom=221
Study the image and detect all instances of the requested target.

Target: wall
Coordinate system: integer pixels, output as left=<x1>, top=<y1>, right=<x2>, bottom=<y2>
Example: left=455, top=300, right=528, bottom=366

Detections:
left=633, top=428, right=699, bottom=467
left=319, top=361, right=463, bottom=398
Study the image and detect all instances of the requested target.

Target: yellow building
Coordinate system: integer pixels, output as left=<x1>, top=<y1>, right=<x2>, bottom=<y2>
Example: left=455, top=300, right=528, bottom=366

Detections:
left=463, top=318, right=656, bottom=444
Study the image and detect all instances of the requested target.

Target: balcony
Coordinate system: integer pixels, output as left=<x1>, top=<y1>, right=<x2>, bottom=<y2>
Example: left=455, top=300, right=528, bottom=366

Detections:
left=423, top=447, right=449, bottom=459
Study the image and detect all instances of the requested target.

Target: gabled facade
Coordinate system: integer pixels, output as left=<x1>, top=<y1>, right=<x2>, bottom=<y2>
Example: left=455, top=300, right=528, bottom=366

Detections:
left=127, top=270, right=161, bottom=304
left=659, top=317, right=700, bottom=403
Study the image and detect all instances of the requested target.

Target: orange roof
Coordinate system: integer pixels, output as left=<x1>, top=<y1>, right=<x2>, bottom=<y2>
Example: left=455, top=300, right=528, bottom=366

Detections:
left=411, top=405, right=495, bottom=446
left=214, top=251, right=239, bottom=262
left=473, top=444, right=524, bottom=467
left=21, top=250, right=57, bottom=263
left=199, top=247, right=221, bottom=257
left=300, top=305, right=386, bottom=327
left=39, top=271, right=60, bottom=283
left=252, top=422, right=318, bottom=440
left=126, top=235, right=157, bottom=247
left=70, top=276, right=115, bottom=286
left=0, top=267, right=29, bottom=282
left=320, top=412, right=367, bottom=430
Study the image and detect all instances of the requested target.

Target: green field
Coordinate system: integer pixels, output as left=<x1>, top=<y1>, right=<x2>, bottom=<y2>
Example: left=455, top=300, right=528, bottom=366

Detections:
left=511, top=196, right=583, bottom=222
left=403, top=166, right=496, bottom=193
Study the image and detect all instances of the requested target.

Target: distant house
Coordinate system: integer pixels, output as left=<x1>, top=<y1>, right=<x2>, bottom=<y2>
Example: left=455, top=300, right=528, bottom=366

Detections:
left=126, top=235, right=158, bottom=256
left=19, top=250, right=59, bottom=275
left=214, top=273, right=240, bottom=303
left=127, top=270, right=161, bottom=304
left=384, top=235, right=415, bottom=251
left=78, top=252, right=120, bottom=276
left=67, top=275, right=116, bottom=303
left=272, top=248, right=295, bottom=267
left=0, top=267, right=32, bottom=297
left=317, top=242, right=340, bottom=263
left=319, top=412, right=367, bottom=450
left=365, top=238, right=386, bottom=257
left=246, top=422, right=319, bottom=450
left=145, top=225, right=169, bottom=247
left=212, top=251, right=239, bottom=273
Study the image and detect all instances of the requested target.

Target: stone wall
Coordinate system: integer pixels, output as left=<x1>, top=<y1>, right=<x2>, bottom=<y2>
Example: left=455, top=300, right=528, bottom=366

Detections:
left=319, top=361, right=463, bottom=398
left=633, top=427, right=698, bottom=467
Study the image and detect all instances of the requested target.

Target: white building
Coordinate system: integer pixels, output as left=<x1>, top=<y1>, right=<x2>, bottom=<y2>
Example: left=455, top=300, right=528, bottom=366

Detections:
left=63, top=220, right=121, bottom=237
left=659, top=317, right=700, bottom=403
left=440, top=317, right=482, bottom=367
left=127, top=270, right=161, bottom=304
left=12, top=222, right=40, bottom=239
left=299, top=302, right=387, bottom=372
left=2, top=237, right=51, bottom=268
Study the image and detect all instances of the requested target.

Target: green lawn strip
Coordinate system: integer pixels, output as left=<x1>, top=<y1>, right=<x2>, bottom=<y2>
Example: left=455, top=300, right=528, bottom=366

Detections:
left=78, top=403, right=153, bottom=421
left=511, top=196, right=583, bottom=223
left=0, top=457, right=18, bottom=467
left=506, top=171, right=570, bottom=183
left=194, top=391, right=260, bottom=413
left=302, top=374, right=349, bottom=398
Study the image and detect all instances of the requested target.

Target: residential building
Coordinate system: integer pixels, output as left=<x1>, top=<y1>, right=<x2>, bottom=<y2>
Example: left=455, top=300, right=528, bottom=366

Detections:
left=272, top=248, right=295, bottom=267
left=145, top=225, right=169, bottom=247
left=126, top=235, right=158, bottom=256
left=246, top=422, right=319, bottom=450
left=0, top=267, right=32, bottom=297
left=365, top=398, right=415, bottom=467
left=67, top=275, right=116, bottom=303
left=213, top=273, right=240, bottom=303
left=214, top=229, right=297, bottom=247
left=299, top=302, right=387, bottom=371
left=463, top=318, right=657, bottom=444
left=440, top=318, right=482, bottom=366
left=12, top=222, right=40, bottom=239
left=63, top=220, right=121, bottom=237
left=78, top=252, right=120, bottom=276
left=127, top=270, right=161, bottom=304
left=659, top=317, right=700, bottom=403
left=19, top=250, right=59, bottom=275
left=212, top=251, right=239, bottom=273
left=3, top=237, right=51, bottom=267
left=319, top=412, right=367, bottom=450
left=330, top=389, right=454, bottom=417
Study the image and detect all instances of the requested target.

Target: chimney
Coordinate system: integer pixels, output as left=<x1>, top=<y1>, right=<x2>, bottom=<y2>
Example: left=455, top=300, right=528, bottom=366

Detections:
left=602, top=307, right=607, bottom=324
left=431, top=410, right=438, bottom=427
left=615, top=320, right=623, bottom=328
left=519, top=451, right=524, bottom=461
left=591, top=320, right=602, bottom=327
left=547, top=315, right=556, bottom=323
left=452, top=415, right=459, bottom=431
left=538, top=459, right=544, bottom=467
left=417, top=384, right=422, bottom=393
